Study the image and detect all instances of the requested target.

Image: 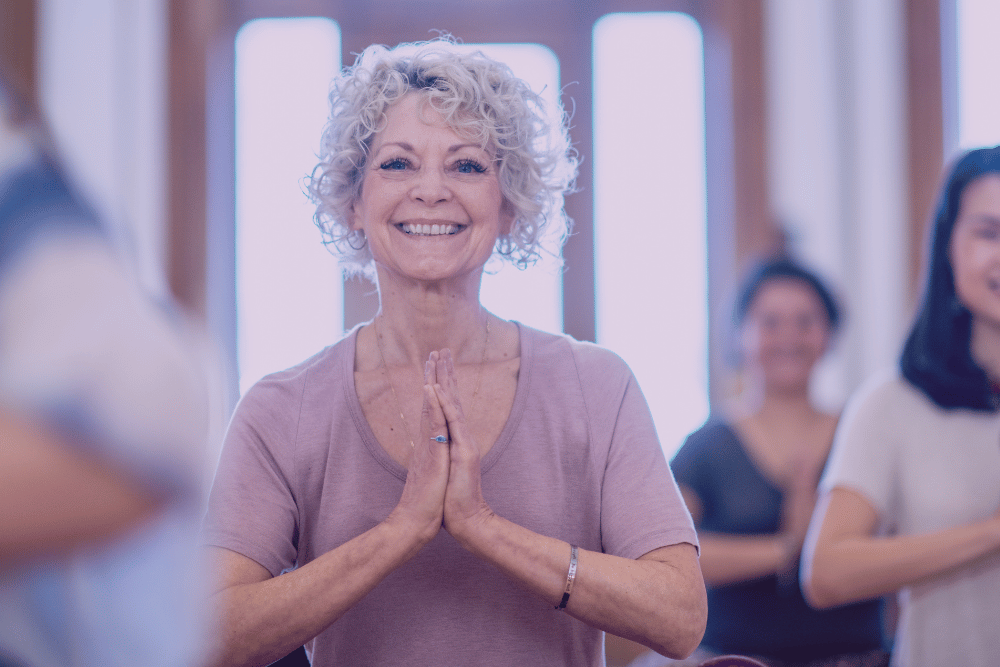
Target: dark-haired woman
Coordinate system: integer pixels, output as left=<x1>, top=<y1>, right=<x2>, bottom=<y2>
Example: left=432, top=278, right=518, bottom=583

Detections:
left=664, top=259, right=887, bottom=666
left=802, top=146, right=1000, bottom=667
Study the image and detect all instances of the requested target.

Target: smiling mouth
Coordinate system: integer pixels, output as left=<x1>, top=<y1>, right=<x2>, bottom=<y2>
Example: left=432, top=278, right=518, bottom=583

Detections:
left=398, top=223, right=463, bottom=236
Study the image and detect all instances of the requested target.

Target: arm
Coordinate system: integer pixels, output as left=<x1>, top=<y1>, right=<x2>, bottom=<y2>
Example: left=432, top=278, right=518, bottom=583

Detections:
left=430, top=350, right=706, bottom=659
left=207, top=516, right=433, bottom=667
left=454, top=516, right=705, bottom=658
left=207, top=362, right=450, bottom=667
left=0, top=410, right=160, bottom=568
left=801, top=485, right=1000, bottom=608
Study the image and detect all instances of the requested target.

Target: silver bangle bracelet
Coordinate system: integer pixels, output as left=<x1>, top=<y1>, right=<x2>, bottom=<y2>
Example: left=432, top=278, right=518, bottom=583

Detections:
left=555, top=544, right=579, bottom=610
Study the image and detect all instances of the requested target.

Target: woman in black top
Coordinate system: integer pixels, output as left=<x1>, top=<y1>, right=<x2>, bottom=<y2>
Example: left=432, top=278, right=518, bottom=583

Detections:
left=668, top=259, right=886, bottom=667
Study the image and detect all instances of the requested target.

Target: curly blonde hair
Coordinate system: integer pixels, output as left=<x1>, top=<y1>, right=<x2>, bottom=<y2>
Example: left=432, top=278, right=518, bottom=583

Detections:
left=306, top=37, right=578, bottom=277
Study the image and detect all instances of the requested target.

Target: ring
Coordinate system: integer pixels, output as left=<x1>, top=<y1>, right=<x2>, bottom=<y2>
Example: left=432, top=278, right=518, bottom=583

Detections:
left=431, top=435, right=448, bottom=443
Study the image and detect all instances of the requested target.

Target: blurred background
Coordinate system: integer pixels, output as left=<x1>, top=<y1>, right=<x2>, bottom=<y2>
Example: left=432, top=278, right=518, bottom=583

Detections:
left=2, top=0, right=997, bottom=460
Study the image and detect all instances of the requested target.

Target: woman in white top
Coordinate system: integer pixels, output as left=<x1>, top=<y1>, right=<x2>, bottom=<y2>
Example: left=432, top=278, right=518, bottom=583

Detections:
left=801, top=145, right=1000, bottom=667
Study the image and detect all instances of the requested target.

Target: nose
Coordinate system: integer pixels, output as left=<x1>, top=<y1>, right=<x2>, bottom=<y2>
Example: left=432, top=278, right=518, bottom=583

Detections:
left=411, top=165, right=451, bottom=204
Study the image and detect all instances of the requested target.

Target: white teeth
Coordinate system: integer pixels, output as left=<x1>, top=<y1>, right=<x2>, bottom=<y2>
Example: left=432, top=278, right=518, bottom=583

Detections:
left=402, top=223, right=459, bottom=236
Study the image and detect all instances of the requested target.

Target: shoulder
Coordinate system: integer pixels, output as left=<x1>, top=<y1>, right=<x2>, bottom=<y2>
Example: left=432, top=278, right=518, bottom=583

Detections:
left=684, top=418, right=736, bottom=445
left=236, top=335, right=352, bottom=420
left=673, top=419, right=736, bottom=466
left=523, top=324, right=631, bottom=382
left=842, top=368, right=934, bottom=424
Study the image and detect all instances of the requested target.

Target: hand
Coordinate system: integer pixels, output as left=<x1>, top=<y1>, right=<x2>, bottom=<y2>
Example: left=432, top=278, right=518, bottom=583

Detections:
left=777, top=455, right=820, bottom=584
left=386, top=356, right=450, bottom=545
left=426, top=349, right=494, bottom=544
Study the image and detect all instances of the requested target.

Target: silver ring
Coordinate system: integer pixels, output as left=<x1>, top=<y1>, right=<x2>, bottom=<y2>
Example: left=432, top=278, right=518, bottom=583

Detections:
left=431, top=435, right=448, bottom=443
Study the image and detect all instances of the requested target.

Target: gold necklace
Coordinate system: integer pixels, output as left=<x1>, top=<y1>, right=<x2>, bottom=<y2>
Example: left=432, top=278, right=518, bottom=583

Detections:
left=373, top=315, right=491, bottom=448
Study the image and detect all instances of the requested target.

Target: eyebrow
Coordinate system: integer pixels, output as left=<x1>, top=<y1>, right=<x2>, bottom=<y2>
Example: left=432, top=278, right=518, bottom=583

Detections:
left=374, top=141, right=485, bottom=155
left=965, top=213, right=1000, bottom=224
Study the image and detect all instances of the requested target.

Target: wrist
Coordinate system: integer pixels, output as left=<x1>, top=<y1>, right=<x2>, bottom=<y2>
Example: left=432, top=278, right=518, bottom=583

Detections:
left=448, top=505, right=498, bottom=553
left=777, top=533, right=801, bottom=569
left=384, top=507, right=440, bottom=550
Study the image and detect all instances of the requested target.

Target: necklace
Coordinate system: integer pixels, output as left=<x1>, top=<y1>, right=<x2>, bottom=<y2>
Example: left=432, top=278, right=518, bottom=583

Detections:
left=373, top=314, right=491, bottom=448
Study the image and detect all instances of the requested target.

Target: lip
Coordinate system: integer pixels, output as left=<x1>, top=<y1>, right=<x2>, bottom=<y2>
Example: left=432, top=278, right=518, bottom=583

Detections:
left=395, top=221, right=466, bottom=237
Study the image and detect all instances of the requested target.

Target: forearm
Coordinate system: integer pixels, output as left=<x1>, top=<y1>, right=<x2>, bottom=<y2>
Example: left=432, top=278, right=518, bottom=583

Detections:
left=697, top=532, right=789, bottom=587
left=804, top=519, right=1000, bottom=608
left=0, top=413, right=160, bottom=567
left=453, top=512, right=706, bottom=659
left=209, top=515, right=433, bottom=667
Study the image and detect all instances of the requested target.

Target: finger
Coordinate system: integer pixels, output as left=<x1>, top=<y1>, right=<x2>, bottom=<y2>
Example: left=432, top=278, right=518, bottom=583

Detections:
left=424, top=384, right=450, bottom=446
left=420, top=358, right=447, bottom=444
left=435, top=349, right=465, bottom=422
left=426, top=350, right=439, bottom=387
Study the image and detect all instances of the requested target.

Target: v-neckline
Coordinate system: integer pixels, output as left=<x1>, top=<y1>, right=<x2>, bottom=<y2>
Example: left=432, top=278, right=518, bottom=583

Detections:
left=343, top=321, right=534, bottom=481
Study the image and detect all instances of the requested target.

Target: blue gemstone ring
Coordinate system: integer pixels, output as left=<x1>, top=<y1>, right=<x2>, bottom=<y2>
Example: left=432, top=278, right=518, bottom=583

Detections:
left=431, top=435, right=448, bottom=443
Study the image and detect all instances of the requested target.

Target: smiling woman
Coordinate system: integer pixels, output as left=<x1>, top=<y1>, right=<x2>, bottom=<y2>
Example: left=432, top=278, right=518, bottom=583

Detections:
left=349, top=94, right=511, bottom=287
left=669, top=259, right=887, bottom=666
left=802, top=146, right=1000, bottom=667
left=202, top=37, right=706, bottom=667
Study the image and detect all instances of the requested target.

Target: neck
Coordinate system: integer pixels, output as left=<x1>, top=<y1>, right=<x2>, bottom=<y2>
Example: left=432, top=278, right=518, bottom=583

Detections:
left=741, top=374, right=819, bottom=424
left=970, top=316, right=1000, bottom=382
left=373, top=266, right=489, bottom=365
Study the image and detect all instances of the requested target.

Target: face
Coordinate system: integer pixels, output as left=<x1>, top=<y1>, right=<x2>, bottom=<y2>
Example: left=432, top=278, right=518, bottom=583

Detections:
left=950, top=174, right=1000, bottom=330
left=350, top=93, right=512, bottom=285
left=740, top=278, right=832, bottom=393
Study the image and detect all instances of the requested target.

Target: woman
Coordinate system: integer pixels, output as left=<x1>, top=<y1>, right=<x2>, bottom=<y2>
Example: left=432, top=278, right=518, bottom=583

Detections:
left=666, top=259, right=886, bottom=666
left=0, top=69, right=209, bottom=667
left=801, top=146, right=1000, bottom=667
left=202, top=38, right=706, bottom=667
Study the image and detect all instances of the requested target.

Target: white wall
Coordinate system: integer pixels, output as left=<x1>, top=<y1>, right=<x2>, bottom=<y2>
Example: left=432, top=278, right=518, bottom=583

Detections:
left=766, top=0, right=910, bottom=409
left=38, top=0, right=168, bottom=295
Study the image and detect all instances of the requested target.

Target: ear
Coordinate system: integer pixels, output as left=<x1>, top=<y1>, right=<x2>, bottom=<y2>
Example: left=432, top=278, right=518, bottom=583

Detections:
left=348, top=199, right=364, bottom=232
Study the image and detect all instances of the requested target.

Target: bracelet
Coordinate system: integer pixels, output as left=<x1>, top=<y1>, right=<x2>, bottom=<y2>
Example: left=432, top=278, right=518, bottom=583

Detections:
left=555, top=544, right=579, bottom=610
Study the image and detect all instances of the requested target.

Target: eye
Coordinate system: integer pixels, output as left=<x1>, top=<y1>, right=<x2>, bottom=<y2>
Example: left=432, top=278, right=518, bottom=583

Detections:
left=974, top=223, right=1000, bottom=240
left=455, top=159, right=487, bottom=174
left=379, top=157, right=410, bottom=171
left=760, top=314, right=781, bottom=331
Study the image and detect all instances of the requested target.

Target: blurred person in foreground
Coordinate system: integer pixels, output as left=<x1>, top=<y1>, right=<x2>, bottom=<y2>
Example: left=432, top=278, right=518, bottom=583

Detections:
left=649, top=259, right=885, bottom=667
left=202, top=37, right=706, bottom=667
left=802, top=146, right=1000, bottom=667
left=0, top=72, right=209, bottom=666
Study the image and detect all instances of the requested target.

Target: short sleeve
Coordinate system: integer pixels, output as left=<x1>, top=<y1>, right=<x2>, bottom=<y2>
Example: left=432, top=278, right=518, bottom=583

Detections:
left=203, top=376, right=304, bottom=576
left=0, top=161, right=208, bottom=495
left=821, top=373, right=901, bottom=520
left=575, top=346, right=698, bottom=559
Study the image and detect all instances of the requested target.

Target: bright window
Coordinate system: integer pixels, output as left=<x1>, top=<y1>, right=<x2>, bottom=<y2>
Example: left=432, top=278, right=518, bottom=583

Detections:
left=593, top=13, right=709, bottom=458
left=235, top=18, right=343, bottom=394
left=957, top=0, right=1000, bottom=148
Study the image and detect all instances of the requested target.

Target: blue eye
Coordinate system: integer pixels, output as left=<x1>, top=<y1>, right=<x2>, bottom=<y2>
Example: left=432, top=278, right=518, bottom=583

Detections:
left=456, top=159, right=487, bottom=174
left=379, top=158, right=409, bottom=171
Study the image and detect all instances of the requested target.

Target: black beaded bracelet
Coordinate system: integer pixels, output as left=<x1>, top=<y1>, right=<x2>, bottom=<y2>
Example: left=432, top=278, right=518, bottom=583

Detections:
left=555, top=544, right=579, bottom=610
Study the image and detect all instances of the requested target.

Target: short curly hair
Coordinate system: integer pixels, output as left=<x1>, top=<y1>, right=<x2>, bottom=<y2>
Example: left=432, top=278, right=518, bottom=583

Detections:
left=306, top=37, right=578, bottom=277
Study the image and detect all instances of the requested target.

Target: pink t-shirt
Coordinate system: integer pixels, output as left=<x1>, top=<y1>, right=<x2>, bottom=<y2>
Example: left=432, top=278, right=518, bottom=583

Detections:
left=203, top=324, right=697, bottom=666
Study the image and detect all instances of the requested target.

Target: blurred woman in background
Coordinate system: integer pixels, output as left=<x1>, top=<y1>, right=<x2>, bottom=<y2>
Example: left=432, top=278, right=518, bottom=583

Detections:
left=0, top=67, right=209, bottom=667
left=664, top=258, right=886, bottom=667
left=803, top=146, right=1000, bottom=667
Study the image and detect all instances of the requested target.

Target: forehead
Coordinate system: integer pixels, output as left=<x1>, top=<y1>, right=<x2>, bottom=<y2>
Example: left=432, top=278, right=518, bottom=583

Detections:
left=373, top=93, right=482, bottom=147
left=749, top=278, right=825, bottom=312
left=958, top=173, right=1000, bottom=219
